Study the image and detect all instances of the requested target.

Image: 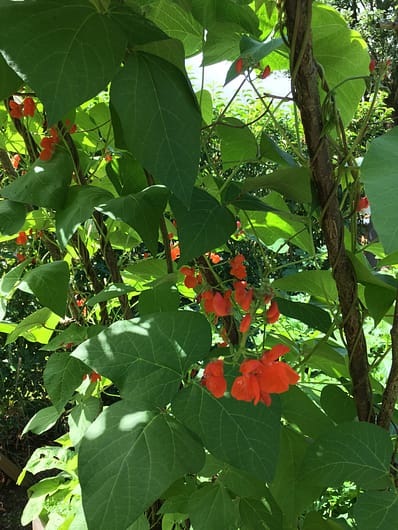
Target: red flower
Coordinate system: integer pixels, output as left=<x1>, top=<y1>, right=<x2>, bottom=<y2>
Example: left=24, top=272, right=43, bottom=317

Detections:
left=266, top=300, right=280, bottom=324
left=209, top=252, right=221, bottom=264
left=231, top=345, right=299, bottom=406
left=170, top=244, right=180, bottom=261
left=239, top=313, right=251, bottom=333
left=356, top=196, right=369, bottom=212
left=23, top=97, right=36, bottom=117
left=16, top=231, right=27, bottom=245
left=260, top=65, right=271, bottom=79
left=9, top=100, right=23, bottom=119
left=39, top=127, right=60, bottom=161
left=89, top=371, right=101, bottom=383
left=11, top=154, right=21, bottom=169
left=16, top=252, right=25, bottom=263
left=202, top=290, right=214, bottom=313
left=69, top=123, right=77, bottom=134
left=235, top=58, right=244, bottom=74
left=180, top=266, right=202, bottom=288
left=230, top=254, right=247, bottom=280
left=212, top=291, right=232, bottom=317
left=369, top=59, right=376, bottom=73
left=234, top=281, right=253, bottom=311
left=259, top=345, right=299, bottom=394
left=201, top=359, right=227, bottom=398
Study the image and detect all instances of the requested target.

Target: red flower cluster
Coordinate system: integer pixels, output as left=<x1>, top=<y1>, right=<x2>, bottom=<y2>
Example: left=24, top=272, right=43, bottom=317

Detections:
left=202, top=346, right=299, bottom=406
left=9, top=97, right=36, bottom=119
left=369, top=59, right=376, bottom=73
left=40, top=127, right=60, bottom=161
left=230, top=254, right=247, bottom=280
left=180, top=266, right=202, bottom=288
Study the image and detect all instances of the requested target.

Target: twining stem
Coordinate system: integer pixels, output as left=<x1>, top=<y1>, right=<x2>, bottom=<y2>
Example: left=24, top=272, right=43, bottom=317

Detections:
left=283, top=0, right=374, bottom=422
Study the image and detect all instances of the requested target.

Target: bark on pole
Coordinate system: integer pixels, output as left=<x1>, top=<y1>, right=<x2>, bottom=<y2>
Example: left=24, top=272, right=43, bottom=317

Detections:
left=283, top=0, right=374, bottom=422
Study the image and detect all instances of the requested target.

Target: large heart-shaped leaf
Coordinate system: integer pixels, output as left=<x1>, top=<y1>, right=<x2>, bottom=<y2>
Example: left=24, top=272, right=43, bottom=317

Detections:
left=79, top=401, right=205, bottom=530
left=0, top=199, right=26, bottom=235
left=300, top=421, right=392, bottom=490
left=110, top=52, right=201, bottom=205
left=0, top=0, right=126, bottom=124
left=171, top=188, right=236, bottom=263
left=354, top=491, right=398, bottom=530
left=18, top=261, right=70, bottom=317
left=55, top=186, right=114, bottom=248
left=312, top=4, right=369, bottom=126
left=72, top=312, right=211, bottom=408
left=0, top=53, right=22, bottom=99
left=44, top=351, right=88, bottom=412
left=172, top=384, right=281, bottom=482
left=97, top=186, right=169, bottom=255
left=0, top=150, right=73, bottom=210
left=361, top=127, right=398, bottom=254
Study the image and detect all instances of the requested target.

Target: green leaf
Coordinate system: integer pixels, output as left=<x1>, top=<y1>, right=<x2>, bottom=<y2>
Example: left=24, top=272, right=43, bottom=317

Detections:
left=281, top=386, right=334, bottom=439
left=243, top=193, right=314, bottom=255
left=79, top=402, right=205, bottom=530
left=364, top=284, right=395, bottom=325
left=259, top=133, right=297, bottom=167
left=303, top=512, right=343, bottom=530
left=18, top=261, right=69, bottom=317
left=72, top=312, right=212, bottom=408
left=320, top=385, right=357, bottom=424
left=41, top=323, right=104, bottom=351
left=44, top=351, right=88, bottom=412
left=110, top=52, right=201, bottom=206
left=0, top=54, right=22, bottom=99
left=126, top=514, right=150, bottom=530
left=354, top=491, right=398, bottom=530
left=216, top=117, right=258, bottom=169
left=68, top=397, right=100, bottom=447
left=272, top=270, right=338, bottom=303
left=219, top=466, right=268, bottom=499
left=300, top=421, right=393, bottom=490
left=0, top=0, right=127, bottom=124
left=172, top=384, right=281, bottom=482
left=0, top=150, right=73, bottom=210
left=55, top=186, right=113, bottom=248
left=312, top=4, right=369, bottom=126
left=6, top=308, right=60, bottom=345
left=97, top=186, right=169, bottom=255
left=171, top=187, right=236, bottom=263
left=146, top=0, right=203, bottom=57
left=22, top=406, right=61, bottom=436
left=139, top=283, right=179, bottom=315
left=21, top=477, right=62, bottom=526
left=109, top=4, right=169, bottom=47
left=225, top=36, right=284, bottom=85
left=239, top=497, right=283, bottom=530
left=270, top=427, right=317, bottom=528
left=106, top=152, right=148, bottom=195
left=86, top=284, right=138, bottom=307
left=275, top=298, right=332, bottom=333
left=188, top=483, right=237, bottom=530
left=302, top=339, right=349, bottom=379
left=196, top=89, right=213, bottom=125
left=0, top=199, right=26, bottom=235
left=361, top=127, right=398, bottom=254
left=203, top=22, right=242, bottom=66
left=242, top=167, right=312, bottom=204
